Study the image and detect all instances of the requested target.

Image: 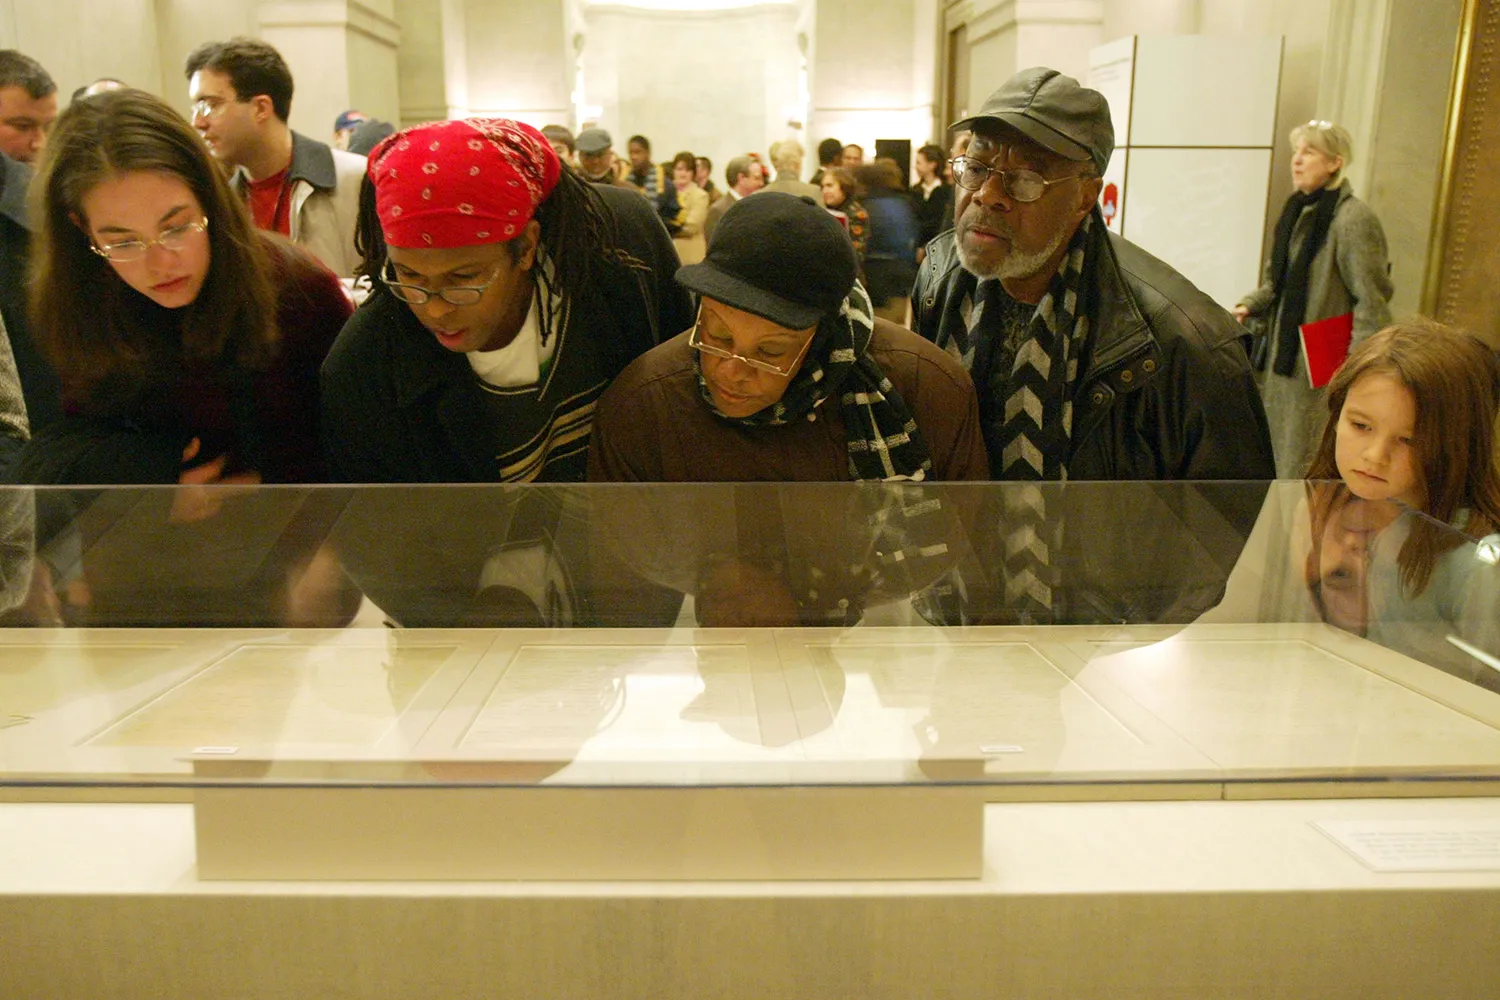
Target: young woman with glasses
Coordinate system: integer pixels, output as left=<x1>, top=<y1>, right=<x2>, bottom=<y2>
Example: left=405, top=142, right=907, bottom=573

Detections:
left=15, top=88, right=352, bottom=486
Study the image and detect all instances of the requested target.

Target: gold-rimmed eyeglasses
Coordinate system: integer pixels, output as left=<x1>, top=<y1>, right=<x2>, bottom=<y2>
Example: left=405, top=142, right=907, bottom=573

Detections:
left=687, top=310, right=816, bottom=378
left=948, top=155, right=1089, bottom=202
left=90, top=217, right=209, bottom=263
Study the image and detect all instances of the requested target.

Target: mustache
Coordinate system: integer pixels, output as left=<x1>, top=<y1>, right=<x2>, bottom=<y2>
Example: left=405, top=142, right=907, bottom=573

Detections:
left=957, top=208, right=1017, bottom=240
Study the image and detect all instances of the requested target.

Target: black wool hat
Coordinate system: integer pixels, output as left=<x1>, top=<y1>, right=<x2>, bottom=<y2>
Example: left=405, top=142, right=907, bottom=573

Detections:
left=676, top=192, right=857, bottom=329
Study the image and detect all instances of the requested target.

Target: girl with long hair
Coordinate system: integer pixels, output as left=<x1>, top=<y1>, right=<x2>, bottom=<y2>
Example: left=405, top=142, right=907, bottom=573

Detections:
left=1303, top=321, right=1500, bottom=686
left=16, top=88, right=351, bottom=485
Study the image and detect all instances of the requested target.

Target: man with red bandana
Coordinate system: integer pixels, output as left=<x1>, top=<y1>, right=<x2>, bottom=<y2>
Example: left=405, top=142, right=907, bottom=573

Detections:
left=319, top=118, right=691, bottom=484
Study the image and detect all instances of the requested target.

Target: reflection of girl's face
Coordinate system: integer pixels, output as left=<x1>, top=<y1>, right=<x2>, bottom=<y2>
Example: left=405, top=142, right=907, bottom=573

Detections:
left=1317, top=501, right=1370, bottom=634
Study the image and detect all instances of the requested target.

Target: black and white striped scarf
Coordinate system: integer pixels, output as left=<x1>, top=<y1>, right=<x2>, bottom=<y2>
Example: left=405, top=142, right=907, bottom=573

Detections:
left=695, top=282, right=933, bottom=482
left=969, top=214, right=1095, bottom=619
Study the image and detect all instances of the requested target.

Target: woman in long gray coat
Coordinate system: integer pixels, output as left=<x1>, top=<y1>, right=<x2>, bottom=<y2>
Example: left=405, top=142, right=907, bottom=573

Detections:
left=1234, top=121, right=1393, bottom=478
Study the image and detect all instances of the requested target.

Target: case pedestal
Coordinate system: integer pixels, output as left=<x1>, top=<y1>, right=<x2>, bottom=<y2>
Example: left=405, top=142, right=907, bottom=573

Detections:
left=193, top=780, right=983, bottom=881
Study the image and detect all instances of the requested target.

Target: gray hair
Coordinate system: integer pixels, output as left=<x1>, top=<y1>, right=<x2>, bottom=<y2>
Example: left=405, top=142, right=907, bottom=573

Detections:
left=1289, top=120, right=1354, bottom=188
left=770, top=138, right=804, bottom=175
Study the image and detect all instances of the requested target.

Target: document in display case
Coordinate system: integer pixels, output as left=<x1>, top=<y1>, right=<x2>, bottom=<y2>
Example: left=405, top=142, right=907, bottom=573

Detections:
left=1, top=482, right=1499, bottom=882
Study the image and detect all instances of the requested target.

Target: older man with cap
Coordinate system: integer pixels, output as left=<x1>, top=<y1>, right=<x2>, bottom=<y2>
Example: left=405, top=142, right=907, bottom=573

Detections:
left=320, top=118, right=691, bottom=484
left=576, top=127, right=627, bottom=187
left=589, top=192, right=985, bottom=483
left=914, top=67, right=1273, bottom=482
left=911, top=67, right=1276, bottom=625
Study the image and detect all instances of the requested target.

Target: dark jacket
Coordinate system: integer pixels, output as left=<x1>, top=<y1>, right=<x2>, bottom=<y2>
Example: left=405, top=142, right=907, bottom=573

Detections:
left=12, top=239, right=351, bottom=485
left=0, top=153, right=61, bottom=434
left=911, top=215, right=1276, bottom=625
left=912, top=214, right=1276, bottom=482
left=320, top=183, right=693, bottom=483
left=911, top=181, right=954, bottom=248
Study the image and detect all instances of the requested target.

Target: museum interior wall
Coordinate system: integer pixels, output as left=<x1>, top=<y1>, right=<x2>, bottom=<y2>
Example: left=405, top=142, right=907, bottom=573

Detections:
left=0, top=0, right=1481, bottom=331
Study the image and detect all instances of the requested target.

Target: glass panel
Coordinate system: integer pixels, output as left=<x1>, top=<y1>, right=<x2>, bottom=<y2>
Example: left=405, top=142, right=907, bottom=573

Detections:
left=1, top=481, right=1497, bottom=793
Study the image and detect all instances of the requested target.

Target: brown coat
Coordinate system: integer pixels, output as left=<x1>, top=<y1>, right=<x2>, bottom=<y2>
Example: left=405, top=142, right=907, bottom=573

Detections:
left=587, top=318, right=989, bottom=482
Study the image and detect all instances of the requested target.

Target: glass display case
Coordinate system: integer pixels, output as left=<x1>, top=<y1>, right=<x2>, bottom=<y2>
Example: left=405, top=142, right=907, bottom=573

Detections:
left=2, top=481, right=1497, bottom=882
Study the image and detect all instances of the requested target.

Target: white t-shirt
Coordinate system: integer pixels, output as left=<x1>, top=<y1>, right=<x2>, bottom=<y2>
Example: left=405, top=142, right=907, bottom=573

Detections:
left=464, top=265, right=566, bottom=388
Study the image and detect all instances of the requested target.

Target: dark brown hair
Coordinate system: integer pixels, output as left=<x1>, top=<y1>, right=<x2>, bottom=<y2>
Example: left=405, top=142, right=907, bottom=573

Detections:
left=1306, top=320, right=1500, bottom=595
left=856, top=160, right=903, bottom=193
left=184, top=37, right=294, bottom=122
left=670, top=151, right=696, bottom=176
left=29, top=88, right=276, bottom=412
left=823, top=166, right=862, bottom=203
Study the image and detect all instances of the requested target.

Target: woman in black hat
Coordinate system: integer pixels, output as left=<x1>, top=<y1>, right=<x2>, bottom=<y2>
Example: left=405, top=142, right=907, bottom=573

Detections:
left=588, top=191, right=985, bottom=484
left=586, top=192, right=988, bottom=627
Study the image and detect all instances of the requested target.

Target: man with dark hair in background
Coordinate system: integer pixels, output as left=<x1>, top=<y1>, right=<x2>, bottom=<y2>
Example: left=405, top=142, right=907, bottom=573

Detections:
left=704, top=155, right=762, bottom=243
left=624, top=134, right=665, bottom=196
left=186, top=37, right=365, bottom=277
left=810, top=137, right=842, bottom=186
left=0, top=50, right=60, bottom=435
left=0, top=50, right=57, bottom=165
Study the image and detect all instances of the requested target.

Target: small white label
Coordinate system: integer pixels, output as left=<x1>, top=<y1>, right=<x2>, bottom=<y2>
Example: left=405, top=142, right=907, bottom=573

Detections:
left=1313, top=820, right=1500, bottom=872
left=979, top=744, right=1025, bottom=755
left=192, top=746, right=240, bottom=755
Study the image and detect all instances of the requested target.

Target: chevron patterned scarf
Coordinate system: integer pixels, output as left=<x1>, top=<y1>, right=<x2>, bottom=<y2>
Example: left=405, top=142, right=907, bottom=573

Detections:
left=974, top=214, right=1095, bottom=619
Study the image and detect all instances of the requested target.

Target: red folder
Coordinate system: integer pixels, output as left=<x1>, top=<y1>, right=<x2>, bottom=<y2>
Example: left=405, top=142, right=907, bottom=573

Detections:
left=1299, top=312, right=1354, bottom=389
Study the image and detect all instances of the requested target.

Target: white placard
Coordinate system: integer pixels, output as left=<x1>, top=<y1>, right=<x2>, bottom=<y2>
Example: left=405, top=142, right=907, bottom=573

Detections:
left=1087, top=36, right=1135, bottom=151
left=1313, top=819, right=1500, bottom=872
left=1129, top=36, right=1283, bottom=148
left=1118, top=147, right=1272, bottom=310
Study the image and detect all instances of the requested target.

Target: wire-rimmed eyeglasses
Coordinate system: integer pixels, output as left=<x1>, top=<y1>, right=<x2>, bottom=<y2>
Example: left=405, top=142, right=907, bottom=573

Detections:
left=948, top=155, right=1089, bottom=202
left=687, top=310, right=815, bottom=377
left=90, top=217, right=209, bottom=263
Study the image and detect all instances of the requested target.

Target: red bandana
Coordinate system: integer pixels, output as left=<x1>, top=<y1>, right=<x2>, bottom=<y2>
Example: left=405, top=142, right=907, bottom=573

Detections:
left=366, top=118, right=562, bottom=248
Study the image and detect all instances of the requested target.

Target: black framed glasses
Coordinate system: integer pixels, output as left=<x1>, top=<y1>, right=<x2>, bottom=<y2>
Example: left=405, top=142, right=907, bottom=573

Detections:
left=949, top=156, right=1088, bottom=202
left=381, top=259, right=503, bottom=306
left=90, top=217, right=209, bottom=263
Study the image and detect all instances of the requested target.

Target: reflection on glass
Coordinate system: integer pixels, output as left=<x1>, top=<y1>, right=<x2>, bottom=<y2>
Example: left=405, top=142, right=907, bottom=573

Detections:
left=1305, top=482, right=1500, bottom=693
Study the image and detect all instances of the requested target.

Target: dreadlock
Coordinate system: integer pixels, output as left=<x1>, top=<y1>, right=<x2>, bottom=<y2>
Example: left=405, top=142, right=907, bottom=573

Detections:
left=355, top=167, right=649, bottom=344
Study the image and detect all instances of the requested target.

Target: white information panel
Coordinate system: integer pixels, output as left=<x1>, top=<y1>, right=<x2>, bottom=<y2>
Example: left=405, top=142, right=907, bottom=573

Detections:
left=1121, top=147, right=1273, bottom=309
left=1128, top=36, right=1283, bottom=148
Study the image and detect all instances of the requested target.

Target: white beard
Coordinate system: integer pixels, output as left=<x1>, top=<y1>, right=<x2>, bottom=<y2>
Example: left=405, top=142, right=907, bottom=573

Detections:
left=955, top=221, right=1072, bottom=282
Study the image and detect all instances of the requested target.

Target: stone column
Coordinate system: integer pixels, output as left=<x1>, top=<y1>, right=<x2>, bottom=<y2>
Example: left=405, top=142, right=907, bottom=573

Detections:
left=950, top=0, right=1104, bottom=117
left=256, top=0, right=402, bottom=141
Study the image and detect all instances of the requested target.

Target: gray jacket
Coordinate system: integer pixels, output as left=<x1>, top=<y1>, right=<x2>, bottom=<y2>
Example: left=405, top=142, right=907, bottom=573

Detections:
left=1239, top=184, right=1393, bottom=341
left=229, top=131, right=366, bottom=278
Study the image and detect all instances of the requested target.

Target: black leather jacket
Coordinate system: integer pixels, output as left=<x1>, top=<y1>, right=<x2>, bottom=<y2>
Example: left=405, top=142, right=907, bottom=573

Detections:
left=911, top=214, right=1276, bottom=482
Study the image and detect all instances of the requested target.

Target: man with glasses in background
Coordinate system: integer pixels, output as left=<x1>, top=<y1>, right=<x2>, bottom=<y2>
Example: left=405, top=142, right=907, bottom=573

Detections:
left=186, top=38, right=365, bottom=277
left=910, top=67, right=1274, bottom=626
